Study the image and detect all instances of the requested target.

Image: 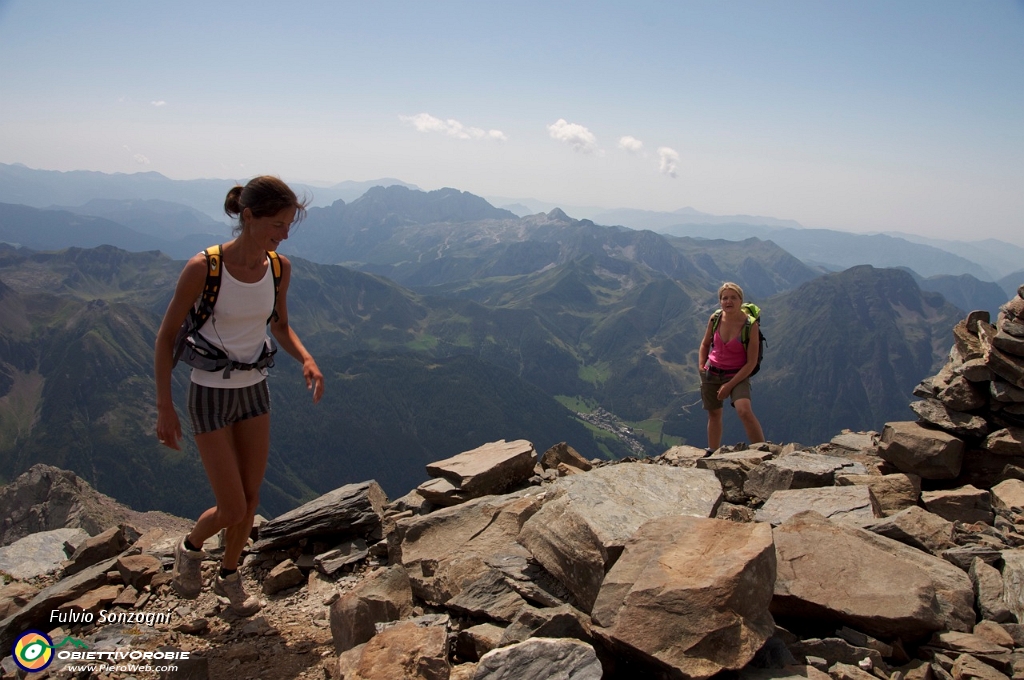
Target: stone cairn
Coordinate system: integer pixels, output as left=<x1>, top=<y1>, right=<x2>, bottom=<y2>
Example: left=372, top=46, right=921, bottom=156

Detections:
left=5, top=289, right=1024, bottom=679
left=909, top=284, right=1024, bottom=470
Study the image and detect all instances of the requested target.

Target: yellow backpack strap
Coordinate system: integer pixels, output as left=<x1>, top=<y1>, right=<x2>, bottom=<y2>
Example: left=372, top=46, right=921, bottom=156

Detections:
left=267, top=251, right=282, bottom=323
left=193, top=244, right=223, bottom=328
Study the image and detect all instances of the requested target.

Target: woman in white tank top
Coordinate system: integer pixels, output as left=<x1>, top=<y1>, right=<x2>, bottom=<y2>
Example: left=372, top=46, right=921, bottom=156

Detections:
left=154, top=176, right=323, bottom=615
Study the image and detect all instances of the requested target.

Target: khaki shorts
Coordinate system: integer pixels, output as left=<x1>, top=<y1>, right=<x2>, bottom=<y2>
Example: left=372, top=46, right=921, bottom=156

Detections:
left=700, top=369, right=752, bottom=411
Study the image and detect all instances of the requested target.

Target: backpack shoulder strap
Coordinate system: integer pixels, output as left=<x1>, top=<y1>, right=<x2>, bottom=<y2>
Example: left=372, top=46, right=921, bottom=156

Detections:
left=267, top=250, right=282, bottom=324
left=741, top=315, right=753, bottom=347
left=710, top=309, right=724, bottom=333
left=709, top=309, right=724, bottom=349
left=191, top=244, right=223, bottom=328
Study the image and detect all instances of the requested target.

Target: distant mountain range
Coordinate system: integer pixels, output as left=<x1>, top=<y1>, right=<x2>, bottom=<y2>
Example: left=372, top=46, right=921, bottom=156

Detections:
left=641, top=223, right=1006, bottom=283
left=4, top=162, right=1019, bottom=290
left=0, top=162, right=416, bottom=223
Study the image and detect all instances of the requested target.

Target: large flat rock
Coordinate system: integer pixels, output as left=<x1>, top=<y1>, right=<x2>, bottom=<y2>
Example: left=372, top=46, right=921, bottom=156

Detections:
left=255, top=480, right=386, bottom=551
left=592, top=515, right=776, bottom=680
left=771, top=511, right=974, bottom=640
left=390, top=489, right=544, bottom=606
left=744, top=452, right=866, bottom=500
left=878, top=421, right=964, bottom=480
left=0, top=527, right=88, bottom=580
left=754, top=486, right=880, bottom=526
left=425, top=439, right=536, bottom=500
left=518, top=464, right=722, bottom=612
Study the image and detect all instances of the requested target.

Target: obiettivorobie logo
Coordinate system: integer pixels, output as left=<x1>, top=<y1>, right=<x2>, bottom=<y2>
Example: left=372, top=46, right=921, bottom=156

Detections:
left=12, top=628, right=189, bottom=674
left=12, top=630, right=88, bottom=672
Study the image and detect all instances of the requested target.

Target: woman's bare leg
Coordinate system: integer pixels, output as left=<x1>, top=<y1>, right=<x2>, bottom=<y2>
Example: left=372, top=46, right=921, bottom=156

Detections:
left=734, top=398, right=765, bottom=444
left=222, top=413, right=270, bottom=570
left=188, top=413, right=269, bottom=569
left=707, top=408, right=723, bottom=451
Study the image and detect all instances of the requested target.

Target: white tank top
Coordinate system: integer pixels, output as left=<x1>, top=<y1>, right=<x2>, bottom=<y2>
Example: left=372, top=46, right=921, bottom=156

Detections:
left=190, top=260, right=275, bottom=388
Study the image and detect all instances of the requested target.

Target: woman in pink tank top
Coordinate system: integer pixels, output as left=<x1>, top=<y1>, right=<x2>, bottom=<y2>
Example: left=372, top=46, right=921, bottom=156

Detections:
left=697, top=282, right=765, bottom=452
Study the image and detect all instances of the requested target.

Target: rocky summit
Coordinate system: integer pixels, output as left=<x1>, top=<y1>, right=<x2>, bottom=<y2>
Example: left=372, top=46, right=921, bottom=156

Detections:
left=3, top=288, right=1024, bottom=680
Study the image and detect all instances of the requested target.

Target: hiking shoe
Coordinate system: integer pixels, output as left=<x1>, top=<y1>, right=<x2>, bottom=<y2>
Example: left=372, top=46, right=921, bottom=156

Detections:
left=213, top=571, right=261, bottom=616
left=172, top=537, right=205, bottom=599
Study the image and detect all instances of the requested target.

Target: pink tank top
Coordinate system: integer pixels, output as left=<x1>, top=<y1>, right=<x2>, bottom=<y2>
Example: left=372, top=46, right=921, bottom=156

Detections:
left=707, top=329, right=748, bottom=371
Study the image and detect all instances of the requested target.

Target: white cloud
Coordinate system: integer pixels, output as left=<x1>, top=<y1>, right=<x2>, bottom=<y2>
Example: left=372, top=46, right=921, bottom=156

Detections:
left=400, top=113, right=506, bottom=141
left=547, top=119, right=598, bottom=154
left=658, top=147, right=680, bottom=178
left=151, top=100, right=167, bottom=107
left=122, top=144, right=149, bottom=165
left=618, top=136, right=644, bottom=154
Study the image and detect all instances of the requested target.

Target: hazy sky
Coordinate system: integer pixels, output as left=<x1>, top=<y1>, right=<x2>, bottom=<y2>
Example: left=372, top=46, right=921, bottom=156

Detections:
left=1, top=1, right=1022, bottom=243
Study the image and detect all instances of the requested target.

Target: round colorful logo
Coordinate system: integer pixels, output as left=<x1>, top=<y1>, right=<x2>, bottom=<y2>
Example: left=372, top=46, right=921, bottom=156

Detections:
left=12, top=630, right=54, bottom=672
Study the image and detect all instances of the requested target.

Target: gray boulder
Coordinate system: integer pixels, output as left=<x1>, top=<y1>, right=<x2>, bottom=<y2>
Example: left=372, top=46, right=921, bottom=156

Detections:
left=878, top=421, right=964, bottom=480
left=834, top=473, right=920, bottom=516
left=909, top=399, right=988, bottom=438
left=984, top=428, right=1024, bottom=456
left=473, top=637, right=602, bottom=680
left=0, top=527, right=88, bottom=580
left=754, top=486, right=880, bottom=526
left=969, top=557, right=1013, bottom=623
left=498, top=603, right=593, bottom=646
left=921, top=485, right=994, bottom=525
left=62, top=526, right=129, bottom=576
left=592, top=515, right=776, bottom=680
left=330, top=564, right=414, bottom=653
left=743, top=452, right=866, bottom=501
left=991, top=479, right=1024, bottom=511
left=772, top=511, right=975, bottom=640
left=539, top=442, right=593, bottom=472
left=518, top=465, right=722, bottom=612
left=862, top=506, right=956, bottom=555
left=425, top=439, right=537, bottom=501
left=829, top=431, right=878, bottom=452
left=254, top=480, right=386, bottom=551
left=697, top=448, right=774, bottom=503
left=444, top=568, right=529, bottom=623
left=390, top=489, right=543, bottom=605
left=999, top=549, right=1024, bottom=623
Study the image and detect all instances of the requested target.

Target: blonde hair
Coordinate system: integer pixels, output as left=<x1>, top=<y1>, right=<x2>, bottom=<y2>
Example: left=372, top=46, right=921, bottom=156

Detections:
left=718, top=282, right=744, bottom=302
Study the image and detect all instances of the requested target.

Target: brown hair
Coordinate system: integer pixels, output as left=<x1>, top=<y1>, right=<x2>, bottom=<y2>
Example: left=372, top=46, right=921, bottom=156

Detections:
left=224, top=176, right=309, bottom=235
left=718, top=281, right=744, bottom=302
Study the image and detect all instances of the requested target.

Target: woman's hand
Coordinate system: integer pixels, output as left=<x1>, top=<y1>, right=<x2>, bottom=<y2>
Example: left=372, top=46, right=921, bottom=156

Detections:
left=304, top=357, right=324, bottom=404
left=717, top=383, right=733, bottom=401
left=156, top=403, right=182, bottom=450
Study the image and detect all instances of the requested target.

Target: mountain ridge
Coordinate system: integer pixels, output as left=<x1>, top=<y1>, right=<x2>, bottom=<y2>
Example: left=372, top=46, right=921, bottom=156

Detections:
left=0, top=244, right=967, bottom=517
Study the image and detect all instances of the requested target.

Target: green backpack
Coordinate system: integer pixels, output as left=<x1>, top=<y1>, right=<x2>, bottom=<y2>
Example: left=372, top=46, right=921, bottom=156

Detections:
left=710, top=302, right=766, bottom=376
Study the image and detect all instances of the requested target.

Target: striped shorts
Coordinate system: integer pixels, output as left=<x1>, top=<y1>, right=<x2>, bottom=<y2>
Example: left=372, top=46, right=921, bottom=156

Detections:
left=186, top=380, right=271, bottom=435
